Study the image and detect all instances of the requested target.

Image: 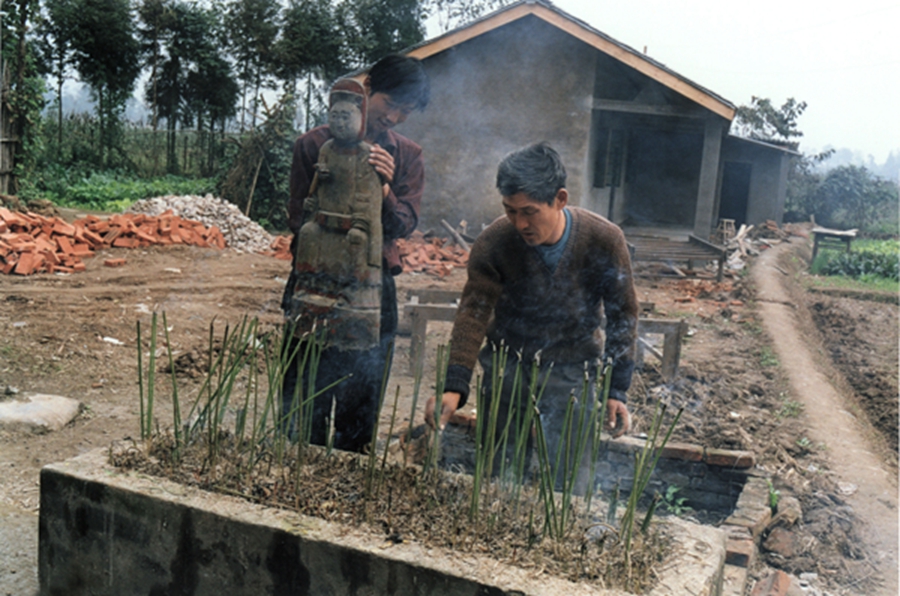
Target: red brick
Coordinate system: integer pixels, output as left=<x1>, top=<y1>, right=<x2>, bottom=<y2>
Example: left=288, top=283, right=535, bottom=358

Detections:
left=43, top=250, right=61, bottom=266
left=87, top=220, right=110, bottom=233
left=52, top=218, right=76, bottom=236
left=104, top=258, right=126, bottom=268
left=81, top=228, right=104, bottom=246
left=112, top=236, right=137, bottom=248
left=704, top=448, right=754, bottom=469
left=761, top=526, right=798, bottom=558
left=133, top=227, right=157, bottom=243
left=57, top=235, right=75, bottom=256
left=34, top=235, right=56, bottom=254
left=102, top=228, right=122, bottom=245
left=71, top=243, right=94, bottom=258
left=9, top=237, right=36, bottom=252
left=750, top=569, right=791, bottom=596
left=725, top=536, right=755, bottom=567
left=659, top=441, right=704, bottom=462
left=13, top=251, right=37, bottom=275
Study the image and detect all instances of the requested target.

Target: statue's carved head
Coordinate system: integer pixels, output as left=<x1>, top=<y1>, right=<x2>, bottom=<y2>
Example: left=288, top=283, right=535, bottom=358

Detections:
left=328, top=79, right=367, bottom=145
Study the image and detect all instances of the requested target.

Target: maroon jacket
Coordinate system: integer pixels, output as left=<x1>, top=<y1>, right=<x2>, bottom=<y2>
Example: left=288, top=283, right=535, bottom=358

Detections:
left=288, top=125, right=424, bottom=275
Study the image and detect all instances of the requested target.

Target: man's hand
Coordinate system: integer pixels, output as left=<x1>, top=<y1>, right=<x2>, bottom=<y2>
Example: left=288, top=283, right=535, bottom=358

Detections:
left=605, top=399, right=630, bottom=439
left=424, top=391, right=461, bottom=431
left=368, top=144, right=395, bottom=189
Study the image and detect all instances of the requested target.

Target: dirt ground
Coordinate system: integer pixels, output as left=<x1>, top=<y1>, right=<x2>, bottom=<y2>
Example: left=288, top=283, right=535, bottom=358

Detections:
left=0, top=233, right=897, bottom=594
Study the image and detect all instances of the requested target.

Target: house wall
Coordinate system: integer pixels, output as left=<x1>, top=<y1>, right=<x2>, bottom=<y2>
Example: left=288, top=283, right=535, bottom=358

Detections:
left=720, top=141, right=790, bottom=226
left=398, top=17, right=597, bottom=232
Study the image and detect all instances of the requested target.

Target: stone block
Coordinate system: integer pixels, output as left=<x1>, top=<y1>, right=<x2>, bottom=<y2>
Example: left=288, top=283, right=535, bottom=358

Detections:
left=0, top=394, right=81, bottom=433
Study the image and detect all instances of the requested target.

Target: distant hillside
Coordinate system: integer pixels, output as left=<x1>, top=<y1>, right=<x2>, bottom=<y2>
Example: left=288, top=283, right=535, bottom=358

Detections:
left=815, top=146, right=900, bottom=182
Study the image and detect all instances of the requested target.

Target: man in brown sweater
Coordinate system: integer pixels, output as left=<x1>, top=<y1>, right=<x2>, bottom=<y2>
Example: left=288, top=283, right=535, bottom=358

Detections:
left=426, top=142, right=638, bottom=487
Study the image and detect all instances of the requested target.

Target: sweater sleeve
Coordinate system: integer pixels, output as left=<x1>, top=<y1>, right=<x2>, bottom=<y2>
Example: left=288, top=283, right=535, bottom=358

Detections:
left=444, top=226, right=505, bottom=407
left=599, top=227, right=639, bottom=403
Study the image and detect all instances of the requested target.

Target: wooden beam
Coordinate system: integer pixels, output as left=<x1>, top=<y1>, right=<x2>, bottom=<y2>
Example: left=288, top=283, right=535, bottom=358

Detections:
left=593, top=99, right=706, bottom=119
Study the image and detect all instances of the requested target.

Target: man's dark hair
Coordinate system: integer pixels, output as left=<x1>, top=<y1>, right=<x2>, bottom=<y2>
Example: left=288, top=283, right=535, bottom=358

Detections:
left=368, top=54, right=430, bottom=111
left=496, top=142, right=567, bottom=205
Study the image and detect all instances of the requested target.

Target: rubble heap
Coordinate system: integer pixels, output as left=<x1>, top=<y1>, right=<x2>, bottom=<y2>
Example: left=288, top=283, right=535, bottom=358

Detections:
left=127, top=194, right=274, bottom=254
left=397, top=230, right=469, bottom=277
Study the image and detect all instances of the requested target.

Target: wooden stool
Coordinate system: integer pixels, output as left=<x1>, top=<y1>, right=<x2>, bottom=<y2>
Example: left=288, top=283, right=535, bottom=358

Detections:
left=715, top=219, right=736, bottom=244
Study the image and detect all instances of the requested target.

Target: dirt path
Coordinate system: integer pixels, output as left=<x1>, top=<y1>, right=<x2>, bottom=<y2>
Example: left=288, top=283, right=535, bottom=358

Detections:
left=752, top=241, right=899, bottom=595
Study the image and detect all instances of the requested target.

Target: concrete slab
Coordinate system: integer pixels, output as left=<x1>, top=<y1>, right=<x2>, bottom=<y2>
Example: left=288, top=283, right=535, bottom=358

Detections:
left=40, top=448, right=728, bottom=596
left=0, top=393, right=81, bottom=433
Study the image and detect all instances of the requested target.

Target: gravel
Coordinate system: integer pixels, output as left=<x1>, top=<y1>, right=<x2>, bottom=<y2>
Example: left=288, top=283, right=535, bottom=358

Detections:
left=127, top=194, right=275, bottom=254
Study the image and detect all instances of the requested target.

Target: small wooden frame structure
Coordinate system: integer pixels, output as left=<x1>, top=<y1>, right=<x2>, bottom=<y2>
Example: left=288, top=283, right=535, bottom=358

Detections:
left=403, top=289, right=460, bottom=374
left=811, top=226, right=857, bottom=261
left=635, top=318, right=688, bottom=382
left=405, top=290, right=687, bottom=383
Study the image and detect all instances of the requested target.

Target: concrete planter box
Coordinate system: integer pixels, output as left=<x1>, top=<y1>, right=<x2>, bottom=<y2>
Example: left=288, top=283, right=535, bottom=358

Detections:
left=40, top=449, right=727, bottom=595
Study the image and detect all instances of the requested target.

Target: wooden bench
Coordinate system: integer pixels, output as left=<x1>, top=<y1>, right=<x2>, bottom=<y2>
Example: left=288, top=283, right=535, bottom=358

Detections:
left=811, top=226, right=857, bottom=261
left=628, top=234, right=727, bottom=282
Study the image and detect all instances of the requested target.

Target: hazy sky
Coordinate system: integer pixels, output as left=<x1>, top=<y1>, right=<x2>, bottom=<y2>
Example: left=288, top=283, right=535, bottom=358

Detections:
left=518, top=0, right=899, bottom=163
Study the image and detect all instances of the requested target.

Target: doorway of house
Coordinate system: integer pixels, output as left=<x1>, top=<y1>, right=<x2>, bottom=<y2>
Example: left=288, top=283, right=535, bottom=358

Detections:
left=719, top=161, right=752, bottom=226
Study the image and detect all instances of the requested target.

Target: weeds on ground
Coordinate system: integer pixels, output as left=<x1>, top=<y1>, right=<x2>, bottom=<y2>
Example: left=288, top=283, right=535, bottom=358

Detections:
left=776, top=393, right=804, bottom=420
left=758, top=346, right=780, bottom=367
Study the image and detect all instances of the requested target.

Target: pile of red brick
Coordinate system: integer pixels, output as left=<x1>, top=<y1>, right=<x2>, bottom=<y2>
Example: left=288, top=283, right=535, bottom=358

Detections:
left=397, top=231, right=468, bottom=277
left=263, top=234, right=293, bottom=261
left=0, top=208, right=226, bottom=275
left=264, top=231, right=469, bottom=277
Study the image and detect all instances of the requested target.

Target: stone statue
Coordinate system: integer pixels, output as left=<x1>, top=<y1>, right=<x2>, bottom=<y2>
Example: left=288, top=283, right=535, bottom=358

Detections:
left=290, top=79, right=384, bottom=350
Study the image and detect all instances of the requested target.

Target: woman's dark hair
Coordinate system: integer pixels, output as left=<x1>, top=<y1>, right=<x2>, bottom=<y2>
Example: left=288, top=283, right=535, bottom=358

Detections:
left=496, top=142, right=567, bottom=205
left=368, top=54, right=430, bottom=111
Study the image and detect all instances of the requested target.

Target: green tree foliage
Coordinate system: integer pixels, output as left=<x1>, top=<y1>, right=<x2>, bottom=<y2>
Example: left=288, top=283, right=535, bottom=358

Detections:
left=137, top=0, right=172, bottom=134
left=274, top=0, right=345, bottom=130
left=274, top=0, right=345, bottom=92
left=812, top=165, right=899, bottom=232
left=734, top=97, right=898, bottom=234
left=67, top=0, right=142, bottom=168
left=144, top=1, right=238, bottom=175
left=224, top=0, right=280, bottom=131
left=36, top=0, right=78, bottom=155
left=338, top=0, right=426, bottom=66
left=1, top=0, right=46, bottom=192
left=424, top=0, right=512, bottom=33
left=218, top=96, right=296, bottom=230
left=733, top=96, right=806, bottom=143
